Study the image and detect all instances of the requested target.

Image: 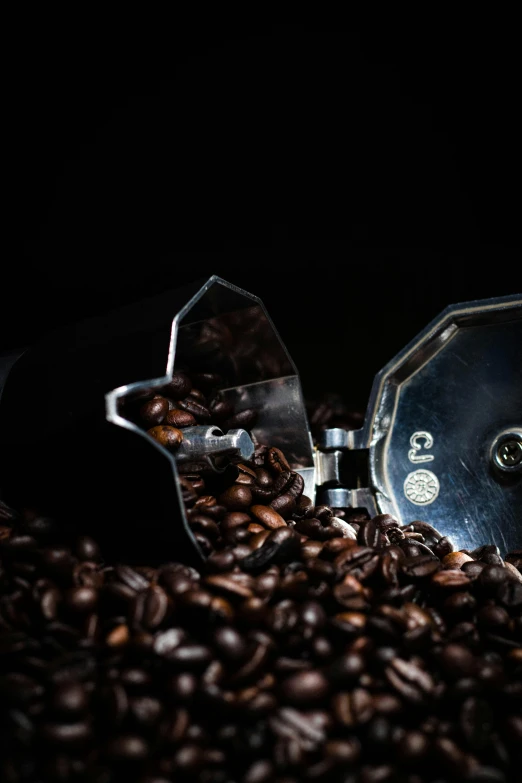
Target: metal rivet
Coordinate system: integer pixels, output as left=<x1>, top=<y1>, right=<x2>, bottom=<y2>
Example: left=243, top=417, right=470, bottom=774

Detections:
left=491, top=431, right=522, bottom=473
left=497, top=439, right=522, bottom=467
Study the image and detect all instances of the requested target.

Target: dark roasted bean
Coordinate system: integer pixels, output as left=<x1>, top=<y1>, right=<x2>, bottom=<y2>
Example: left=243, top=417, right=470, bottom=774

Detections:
left=281, top=669, right=329, bottom=705
left=219, top=485, right=253, bottom=511
left=328, top=652, right=365, bottom=683
left=213, top=626, right=247, bottom=661
left=332, top=688, right=374, bottom=726
left=1, top=386, right=521, bottom=781
left=401, top=555, right=440, bottom=578
left=140, top=396, right=169, bottom=425
left=142, top=585, right=168, bottom=628
left=40, top=720, right=92, bottom=746
left=147, top=424, right=183, bottom=450
left=269, top=493, right=297, bottom=518
left=162, top=372, right=192, bottom=400
left=107, top=734, right=149, bottom=760
left=165, top=408, right=197, bottom=427
left=65, top=587, right=98, bottom=613
left=358, top=519, right=382, bottom=548
left=440, top=643, right=477, bottom=678
left=223, top=408, right=258, bottom=431
left=384, top=657, right=435, bottom=703
left=250, top=504, right=287, bottom=529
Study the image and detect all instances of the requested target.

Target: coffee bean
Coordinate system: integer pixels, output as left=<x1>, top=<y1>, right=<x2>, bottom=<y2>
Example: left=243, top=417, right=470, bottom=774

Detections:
left=497, top=580, right=522, bottom=608
left=147, top=425, right=183, bottom=450
left=358, top=519, right=382, bottom=548
left=478, top=605, right=510, bottom=630
left=328, top=652, right=365, bottom=683
left=106, top=624, right=130, bottom=647
left=281, top=670, right=329, bottom=705
left=65, top=587, right=98, bottom=614
left=107, top=734, right=149, bottom=760
left=165, top=644, right=212, bottom=669
left=223, top=409, right=258, bottom=431
left=140, top=396, right=169, bottom=426
left=2, top=384, right=521, bottom=780
left=142, top=586, right=168, bottom=629
left=213, top=626, right=247, bottom=661
left=440, top=644, right=477, bottom=678
left=205, top=573, right=254, bottom=599
left=401, top=555, right=440, bottom=579
left=40, top=721, right=92, bottom=746
left=52, top=682, right=88, bottom=716
left=432, top=569, right=471, bottom=589
left=241, top=529, right=299, bottom=573
left=460, top=696, right=494, bottom=751
left=479, top=565, right=508, bottom=593
left=250, top=505, right=287, bottom=530
left=162, top=372, right=192, bottom=400
left=332, top=688, right=374, bottom=726
left=443, top=551, right=475, bottom=569
left=218, top=486, right=253, bottom=511
left=269, top=493, right=297, bottom=518
left=165, top=408, right=197, bottom=427
left=385, top=657, right=435, bottom=703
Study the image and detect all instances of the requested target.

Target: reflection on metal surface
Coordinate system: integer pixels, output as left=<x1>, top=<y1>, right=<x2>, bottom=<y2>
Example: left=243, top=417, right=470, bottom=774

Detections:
left=317, top=294, right=522, bottom=552
left=176, top=426, right=255, bottom=471
left=106, top=276, right=315, bottom=560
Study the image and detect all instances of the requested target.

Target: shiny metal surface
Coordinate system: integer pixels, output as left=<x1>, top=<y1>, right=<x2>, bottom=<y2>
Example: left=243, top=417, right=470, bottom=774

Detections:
left=317, top=294, right=522, bottom=552
left=176, top=425, right=255, bottom=469
left=106, top=276, right=315, bottom=558
left=320, top=428, right=365, bottom=450
left=491, top=431, right=522, bottom=473
left=314, top=450, right=343, bottom=487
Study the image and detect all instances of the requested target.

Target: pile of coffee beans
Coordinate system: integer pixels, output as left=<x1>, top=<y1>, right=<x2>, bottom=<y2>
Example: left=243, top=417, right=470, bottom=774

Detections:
left=0, top=375, right=521, bottom=782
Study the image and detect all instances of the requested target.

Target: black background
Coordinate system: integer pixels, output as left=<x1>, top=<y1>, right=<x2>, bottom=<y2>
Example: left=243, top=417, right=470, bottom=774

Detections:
left=7, top=18, right=521, bottom=413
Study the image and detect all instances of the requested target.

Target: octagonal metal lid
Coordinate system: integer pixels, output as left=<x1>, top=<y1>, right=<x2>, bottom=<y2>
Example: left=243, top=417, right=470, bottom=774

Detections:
left=361, top=293, right=522, bottom=552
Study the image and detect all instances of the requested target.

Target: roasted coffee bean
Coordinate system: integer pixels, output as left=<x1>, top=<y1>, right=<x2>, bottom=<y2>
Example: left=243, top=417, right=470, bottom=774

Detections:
left=147, top=425, right=183, bottom=450
left=140, top=396, right=169, bottom=425
left=267, top=492, right=295, bottom=518
left=213, top=626, right=247, bottom=661
left=432, top=569, right=471, bottom=589
left=223, top=408, right=258, bottom=431
left=479, top=565, right=508, bottom=593
left=358, top=519, right=382, bottom=548
left=333, top=688, right=374, bottom=726
left=1, top=386, right=521, bottom=781
left=218, top=485, right=253, bottom=511
left=51, top=682, right=88, bottom=716
left=328, top=652, right=365, bottom=683
left=250, top=504, right=287, bottom=529
left=165, top=408, right=197, bottom=427
left=142, top=585, right=168, bottom=628
left=497, top=579, right=522, bottom=608
left=440, top=643, right=477, bottom=678
left=241, top=529, right=299, bottom=573
left=401, top=555, right=440, bottom=579
left=74, top=536, right=101, bottom=562
left=65, top=587, right=98, bottom=614
left=280, top=669, right=329, bottom=705
left=107, top=734, right=149, bottom=760
left=161, top=372, right=192, bottom=400
left=40, top=720, right=92, bottom=746
left=385, top=657, right=435, bottom=704
left=168, top=398, right=207, bottom=425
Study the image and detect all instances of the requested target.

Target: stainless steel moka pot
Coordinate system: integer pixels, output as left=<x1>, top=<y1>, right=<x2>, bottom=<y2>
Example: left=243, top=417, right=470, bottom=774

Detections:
left=0, top=277, right=520, bottom=562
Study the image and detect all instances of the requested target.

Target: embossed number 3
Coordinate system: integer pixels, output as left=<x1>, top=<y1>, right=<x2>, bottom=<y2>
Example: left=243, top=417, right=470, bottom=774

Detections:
left=408, top=431, right=434, bottom=464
